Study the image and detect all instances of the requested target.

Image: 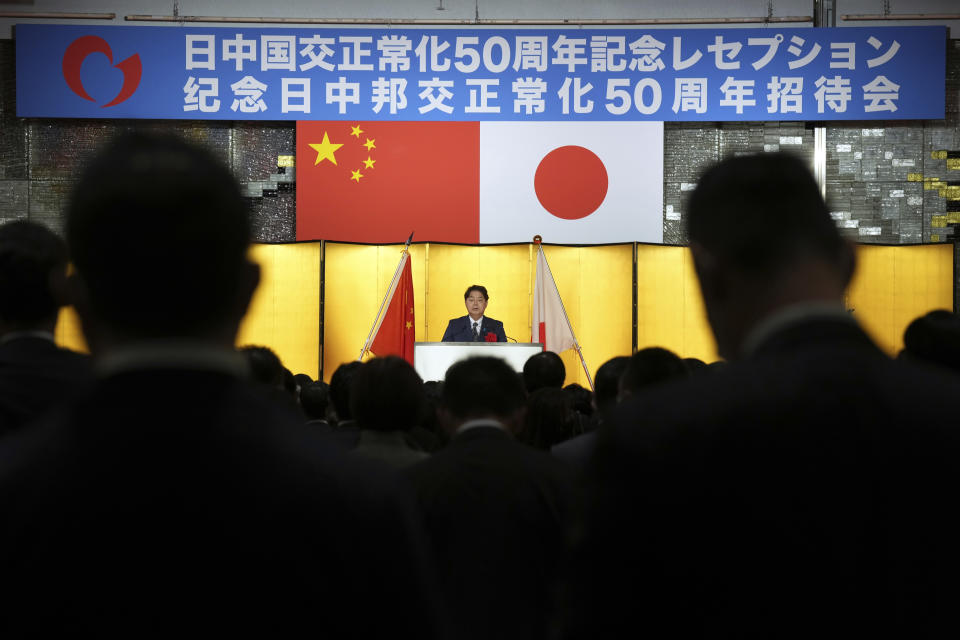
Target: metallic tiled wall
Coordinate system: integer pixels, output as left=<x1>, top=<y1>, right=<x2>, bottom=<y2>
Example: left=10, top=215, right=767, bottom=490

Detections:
left=663, top=41, right=960, bottom=250
left=662, top=120, right=813, bottom=245
left=824, top=40, right=960, bottom=245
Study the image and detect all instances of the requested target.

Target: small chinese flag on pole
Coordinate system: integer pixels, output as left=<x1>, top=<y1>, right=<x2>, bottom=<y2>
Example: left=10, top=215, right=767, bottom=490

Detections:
left=370, top=251, right=415, bottom=365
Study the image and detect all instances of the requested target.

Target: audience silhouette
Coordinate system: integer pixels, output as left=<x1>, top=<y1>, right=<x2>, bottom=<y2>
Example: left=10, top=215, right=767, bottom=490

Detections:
left=564, top=152, right=960, bottom=638
left=523, top=350, right=566, bottom=392
left=407, top=356, right=574, bottom=640
left=617, top=346, right=690, bottom=400
left=3, top=136, right=959, bottom=640
left=300, top=379, right=331, bottom=423
left=519, top=386, right=579, bottom=450
left=0, top=220, right=91, bottom=434
left=551, top=349, right=688, bottom=470
left=350, top=355, right=430, bottom=468
left=0, top=133, right=440, bottom=638
left=900, top=308, right=960, bottom=373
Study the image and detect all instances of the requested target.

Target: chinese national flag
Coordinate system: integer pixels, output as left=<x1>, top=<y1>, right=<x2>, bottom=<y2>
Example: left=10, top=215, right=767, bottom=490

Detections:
left=296, top=121, right=479, bottom=243
left=370, top=251, right=415, bottom=365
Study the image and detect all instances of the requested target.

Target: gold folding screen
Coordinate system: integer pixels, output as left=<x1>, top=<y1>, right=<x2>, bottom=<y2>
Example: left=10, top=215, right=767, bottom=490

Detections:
left=54, top=242, right=955, bottom=383
left=235, top=242, right=322, bottom=378
left=635, top=245, right=718, bottom=362
left=847, top=244, right=954, bottom=356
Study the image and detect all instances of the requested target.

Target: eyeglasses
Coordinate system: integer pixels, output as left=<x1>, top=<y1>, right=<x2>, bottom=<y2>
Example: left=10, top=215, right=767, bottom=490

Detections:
left=466, top=297, right=486, bottom=303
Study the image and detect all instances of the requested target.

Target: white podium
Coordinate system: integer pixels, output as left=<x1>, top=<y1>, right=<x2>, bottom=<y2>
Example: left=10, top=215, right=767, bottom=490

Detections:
left=414, top=342, right=543, bottom=382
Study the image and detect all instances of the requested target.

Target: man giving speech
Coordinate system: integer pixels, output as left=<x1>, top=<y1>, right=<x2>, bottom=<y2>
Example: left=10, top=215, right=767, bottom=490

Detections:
left=441, top=285, right=507, bottom=343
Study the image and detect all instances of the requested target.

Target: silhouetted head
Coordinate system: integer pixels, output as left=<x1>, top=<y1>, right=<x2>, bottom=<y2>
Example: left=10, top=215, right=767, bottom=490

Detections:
left=240, top=345, right=286, bottom=390
left=66, top=132, right=257, bottom=348
left=0, top=221, right=68, bottom=334
left=593, top=356, right=630, bottom=418
left=442, top=356, right=526, bottom=430
left=523, top=351, right=566, bottom=392
left=423, top=379, right=443, bottom=404
left=421, top=380, right=447, bottom=444
left=282, top=368, right=296, bottom=398
left=300, top=381, right=330, bottom=421
left=683, top=357, right=708, bottom=376
left=519, top=387, right=578, bottom=450
left=619, top=347, right=689, bottom=399
left=293, top=373, right=313, bottom=391
left=687, top=153, right=854, bottom=359
left=329, top=361, right=363, bottom=422
left=563, top=383, right=593, bottom=417
left=902, top=310, right=960, bottom=373
left=350, top=356, right=425, bottom=432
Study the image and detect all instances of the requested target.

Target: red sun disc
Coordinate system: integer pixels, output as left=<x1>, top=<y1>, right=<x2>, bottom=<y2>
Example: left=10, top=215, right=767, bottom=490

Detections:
left=534, top=145, right=608, bottom=220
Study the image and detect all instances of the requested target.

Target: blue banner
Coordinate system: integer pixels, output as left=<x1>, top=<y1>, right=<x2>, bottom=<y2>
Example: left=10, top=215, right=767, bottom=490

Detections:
left=16, top=24, right=945, bottom=121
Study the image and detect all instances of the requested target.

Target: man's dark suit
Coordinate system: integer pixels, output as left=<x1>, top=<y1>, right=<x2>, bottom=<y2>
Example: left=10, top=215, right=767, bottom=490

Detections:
left=550, top=430, right=597, bottom=470
left=308, top=417, right=362, bottom=450
left=407, top=424, right=573, bottom=640
left=0, top=335, right=91, bottom=436
left=441, top=315, right=507, bottom=342
left=0, top=366, right=441, bottom=638
left=565, top=317, right=960, bottom=638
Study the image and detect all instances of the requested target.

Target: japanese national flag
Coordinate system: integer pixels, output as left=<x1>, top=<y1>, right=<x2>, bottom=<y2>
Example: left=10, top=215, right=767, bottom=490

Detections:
left=480, top=121, right=663, bottom=244
left=532, top=245, right=577, bottom=354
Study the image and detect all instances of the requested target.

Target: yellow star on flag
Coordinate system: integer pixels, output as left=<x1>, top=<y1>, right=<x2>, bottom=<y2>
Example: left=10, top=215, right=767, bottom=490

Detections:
left=350, top=125, right=363, bottom=138
left=350, top=169, right=364, bottom=183
left=308, top=132, right=343, bottom=166
left=405, top=321, right=412, bottom=329
left=363, top=138, right=376, bottom=151
left=363, top=157, right=376, bottom=169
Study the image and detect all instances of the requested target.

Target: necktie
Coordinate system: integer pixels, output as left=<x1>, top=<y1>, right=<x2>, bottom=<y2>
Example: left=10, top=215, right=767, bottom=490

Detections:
left=473, top=321, right=480, bottom=341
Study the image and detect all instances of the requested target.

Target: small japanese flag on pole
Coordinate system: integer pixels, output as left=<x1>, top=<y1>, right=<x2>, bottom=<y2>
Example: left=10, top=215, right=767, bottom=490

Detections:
left=532, top=240, right=594, bottom=389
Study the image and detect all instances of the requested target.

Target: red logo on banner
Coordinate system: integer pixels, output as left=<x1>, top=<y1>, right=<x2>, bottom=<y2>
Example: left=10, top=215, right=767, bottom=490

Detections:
left=62, top=35, right=142, bottom=107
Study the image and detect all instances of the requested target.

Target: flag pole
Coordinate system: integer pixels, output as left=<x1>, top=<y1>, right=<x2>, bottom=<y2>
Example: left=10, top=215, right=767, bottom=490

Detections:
left=536, top=241, right=595, bottom=392
left=358, top=232, right=414, bottom=361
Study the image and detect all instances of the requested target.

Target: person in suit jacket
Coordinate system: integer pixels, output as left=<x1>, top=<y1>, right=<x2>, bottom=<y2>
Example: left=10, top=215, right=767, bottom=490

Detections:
left=551, top=349, right=687, bottom=471
left=407, top=356, right=574, bottom=640
left=441, top=284, right=507, bottom=342
left=563, top=153, right=960, bottom=639
left=0, top=133, right=441, bottom=639
left=0, top=221, right=91, bottom=436
left=349, top=355, right=430, bottom=469
left=550, top=355, right=628, bottom=468
left=318, top=360, right=364, bottom=449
